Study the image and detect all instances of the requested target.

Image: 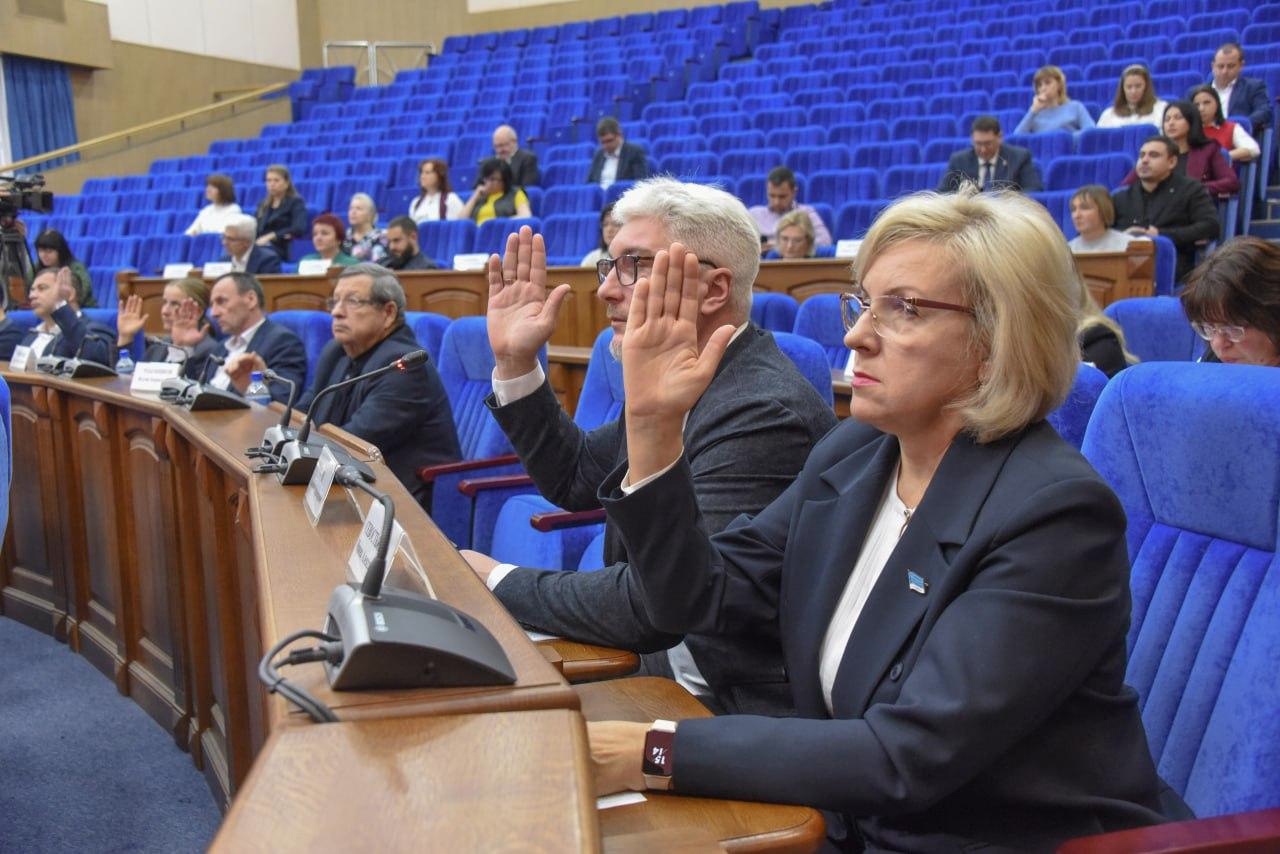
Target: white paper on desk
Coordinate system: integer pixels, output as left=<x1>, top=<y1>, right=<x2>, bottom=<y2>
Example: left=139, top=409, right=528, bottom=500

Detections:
left=130, top=361, right=181, bottom=394
left=297, top=258, right=332, bottom=276
left=452, top=252, right=489, bottom=271
left=524, top=629, right=560, bottom=642
left=303, top=446, right=341, bottom=527
left=835, top=238, right=862, bottom=258
left=597, top=792, right=646, bottom=811
left=9, top=345, right=33, bottom=372
left=162, top=263, right=194, bottom=279
left=202, top=261, right=232, bottom=279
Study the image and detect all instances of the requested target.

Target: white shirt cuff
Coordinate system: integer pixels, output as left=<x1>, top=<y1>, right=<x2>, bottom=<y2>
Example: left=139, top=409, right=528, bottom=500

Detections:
left=620, top=455, right=682, bottom=495
left=491, top=362, right=546, bottom=406
left=486, top=563, right=519, bottom=590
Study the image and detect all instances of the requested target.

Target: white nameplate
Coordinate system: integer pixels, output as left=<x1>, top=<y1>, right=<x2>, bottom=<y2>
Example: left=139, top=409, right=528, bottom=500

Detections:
left=162, top=262, right=195, bottom=279
left=347, top=498, right=407, bottom=584
left=835, top=239, right=862, bottom=259
left=9, top=345, right=33, bottom=372
left=297, top=258, right=332, bottom=276
left=130, top=361, right=182, bottom=394
left=452, top=252, right=489, bottom=271
left=303, top=446, right=342, bottom=527
left=202, top=261, right=232, bottom=279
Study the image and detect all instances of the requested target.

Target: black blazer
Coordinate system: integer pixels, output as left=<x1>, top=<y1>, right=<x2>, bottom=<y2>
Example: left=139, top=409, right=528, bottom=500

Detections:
left=1111, top=174, right=1220, bottom=283
left=507, top=148, right=541, bottom=188
left=490, top=325, right=837, bottom=715
left=185, top=318, right=306, bottom=404
left=18, top=305, right=113, bottom=364
left=937, top=144, right=1043, bottom=192
left=601, top=418, right=1176, bottom=851
left=219, top=246, right=282, bottom=275
left=1079, top=323, right=1130, bottom=378
left=297, top=326, right=459, bottom=503
left=255, top=195, right=308, bottom=259
left=586, top=141, right=651, bottom=184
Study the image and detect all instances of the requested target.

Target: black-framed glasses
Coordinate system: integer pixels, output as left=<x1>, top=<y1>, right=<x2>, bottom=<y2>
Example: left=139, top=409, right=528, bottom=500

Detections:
left=595, top=254, right=720, bottom=287
left=325, top=295, right=384, bottom=311
left=839, top=290, right=975, bottom=338
left=1191, top=321, right=1247, bottom=343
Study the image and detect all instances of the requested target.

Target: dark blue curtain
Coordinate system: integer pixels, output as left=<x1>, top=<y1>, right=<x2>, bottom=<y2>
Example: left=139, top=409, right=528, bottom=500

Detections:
left=3, top=54, right=78, bottom=173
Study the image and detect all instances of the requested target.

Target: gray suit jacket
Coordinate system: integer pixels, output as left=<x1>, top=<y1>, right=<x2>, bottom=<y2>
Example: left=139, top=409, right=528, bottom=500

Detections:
left=489, top=324, right=837, bottom=715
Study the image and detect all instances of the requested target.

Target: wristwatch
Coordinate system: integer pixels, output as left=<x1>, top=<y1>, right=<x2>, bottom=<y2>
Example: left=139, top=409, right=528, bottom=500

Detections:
left=641, top=719, right=677, bottom=791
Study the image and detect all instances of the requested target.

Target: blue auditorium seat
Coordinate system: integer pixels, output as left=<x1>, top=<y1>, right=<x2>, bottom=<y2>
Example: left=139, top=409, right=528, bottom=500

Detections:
left=267, top=310, right=333, bottom=388
left=651, top=136, right=708, bottom=160
left=1005, top=131, right=1074, bottom=164
left=660, top=151, right=718, bottom=176
left=418, top=220, right=476, bottom=269
left=188, top=233, right=224, bottom=266
left=541, top=213, right=598, bottom=259
left=749, top=292, right=799, bottom=334
left=603, top=181, right=636, bottom=207
left=403, top=311, right=450, bottom=368
left=136, top=235, right=192, bottom=277
left=719, top=147, right=786, bottom=176
left=765, top=125, right=828, bottom=151
left=541, top=163, right=586, bottom=187
left=752, top=107, right=807, bottom=134
left=807, top=169, right=881, bottom=209
left=890, top=116, right=961, bottom=142
left=792, top=293, right=849, bottom=370
left=852, top=143, right=921, bottom=170
left=0, top=374, right=8, bottom=539
left=883, top=164, right=946, bottom=197
left=1045, top=155, right=1132, bottom=192
left=698, top=112, right=752, bottom=137
left=866, top=97, right=928, bottom=122
left=835, top=199, right=891, bottom=240
left=541, top=186, right=603, bottom=216
left=1103, top=297, right=1205, bottom=363
left=785, top=145, right=850, bottom=175
left=1045, top=363, right=1108, bottom=450
left=1077, top=126, right=1151, bottom=157
left=829, top=122, right=889, bottom=148
left=773, top=331, right=834, bottom=407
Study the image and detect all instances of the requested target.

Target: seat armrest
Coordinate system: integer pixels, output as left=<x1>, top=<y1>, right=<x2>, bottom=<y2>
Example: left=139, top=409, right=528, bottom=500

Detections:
left=458, top=473, right=535, bottom=496
left=1057, top=807, right=1280, bottom=853
left=417, top=454, right=520, bottom=483
left=530, top=508, right=605, bottom=532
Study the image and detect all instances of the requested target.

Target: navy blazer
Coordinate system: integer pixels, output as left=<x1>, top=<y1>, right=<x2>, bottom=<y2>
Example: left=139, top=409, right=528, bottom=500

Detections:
left=1212, top=75, right=1271, bottom=132
left=18, top=305, right=113, bottom=365
left=256, top=195, right=308, bottom=259
left=296, top=325, right=460, bottom=503
left=218, top=246, right=282, bottom=275
left=185, top=317, right=306, bottom=404
left=602, top=418, right=1174, bottom=851
left=937, top=144, right=1043, bottom=192
left=586, top=141, right=651, bottom=185
left=0, top=317, right=28, bottom=360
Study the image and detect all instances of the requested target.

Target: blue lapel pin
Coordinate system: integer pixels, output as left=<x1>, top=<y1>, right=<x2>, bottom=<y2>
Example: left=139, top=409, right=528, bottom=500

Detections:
left=907, top=571, right=928, bottom=595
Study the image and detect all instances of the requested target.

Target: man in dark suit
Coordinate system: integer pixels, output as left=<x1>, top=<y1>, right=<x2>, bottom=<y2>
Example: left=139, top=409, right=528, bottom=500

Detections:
left=491, top=124, right=540, bottom=188
left=1204, top=42, right=1272, bottom=132
left=1112, top=136, right=1220, bottom=283
left=219, top=215, right=282, bottom=275
left=297, top=263, right=459, bottom=505
left=585, top=116, right=651, bottom=190
left=382, top=216, right=439, bottom=271
left=15, top=266, right=112, bottom=365
left=186, top=272, right=305, bottom=404
left=937, top=115, right=1043, bottom=193
left=461, top=178, right=837, bottom=716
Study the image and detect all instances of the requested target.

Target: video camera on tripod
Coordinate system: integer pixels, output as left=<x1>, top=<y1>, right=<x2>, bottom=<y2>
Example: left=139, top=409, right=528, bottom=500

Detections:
left=1, top=174, right=55, bottom=310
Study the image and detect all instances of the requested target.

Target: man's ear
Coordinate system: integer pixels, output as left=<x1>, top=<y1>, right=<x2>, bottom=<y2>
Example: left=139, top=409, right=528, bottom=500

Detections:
left=699, top=269, right=733, bottom=315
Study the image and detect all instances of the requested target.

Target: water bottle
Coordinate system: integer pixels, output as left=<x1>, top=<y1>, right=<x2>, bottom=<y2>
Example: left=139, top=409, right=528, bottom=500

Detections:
left=115, top=348, right=135, bottom=375
left=245, top=370, right=271, bottom=405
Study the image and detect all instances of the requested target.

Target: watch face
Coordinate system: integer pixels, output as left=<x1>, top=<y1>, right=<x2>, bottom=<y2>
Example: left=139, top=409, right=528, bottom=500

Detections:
left=642, top=729, right=675, bottom=776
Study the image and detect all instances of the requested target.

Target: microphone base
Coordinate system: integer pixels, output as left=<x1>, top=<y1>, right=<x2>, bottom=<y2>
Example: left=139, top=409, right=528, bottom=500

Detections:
left=275, top=438, right=376, bottom=485
left=259, top=424, right=297, bottom=458
left=182, top=384, right=251, bottom=411
left=323, top=583, right=516, bottom=691
left=61, top=359, right=118, bottom=379
left=35, top=356, right=66, bottom=375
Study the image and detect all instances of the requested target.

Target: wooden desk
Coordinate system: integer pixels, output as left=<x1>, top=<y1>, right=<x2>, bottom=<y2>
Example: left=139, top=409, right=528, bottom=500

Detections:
left=541, top=637, right=641, bottom=683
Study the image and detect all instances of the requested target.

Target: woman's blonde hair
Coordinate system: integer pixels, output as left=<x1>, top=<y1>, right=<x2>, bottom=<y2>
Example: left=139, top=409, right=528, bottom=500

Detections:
left=775, top=210, right=815, bottom=255
left=1033, top=65, right=1069, bottom=106
left=853, top=189, right=1080, bottom=443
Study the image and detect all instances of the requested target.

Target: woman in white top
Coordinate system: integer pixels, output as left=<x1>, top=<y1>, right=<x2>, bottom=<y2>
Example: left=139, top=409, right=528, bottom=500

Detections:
left=580, top=203, right=620, bottom=267
left=1190, top=84, right=1261, bottom=162
left=184, top=174, right=242, bottom=236
left=408, top=158, right=464, bottom=223
left=1096, top=65, right=1167, bottom=129
left=1066, top=184, right=1134, bottom=253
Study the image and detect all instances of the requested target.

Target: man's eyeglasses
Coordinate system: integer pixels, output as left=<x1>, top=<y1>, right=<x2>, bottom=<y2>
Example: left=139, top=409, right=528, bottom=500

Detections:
left=596, top=254, right=720, bottom=287
left=1191, top=321, right=1247, bottom=343
left=325, top=295, right=385, bottom=311
left=839, top=290, right=975, bottom=338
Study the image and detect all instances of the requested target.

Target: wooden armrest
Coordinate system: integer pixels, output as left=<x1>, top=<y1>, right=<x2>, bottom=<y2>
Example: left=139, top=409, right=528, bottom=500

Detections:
left=416, top=454, right=519, bottom=483
left=1057, top=807, right=1280, bottom=853
left=457, top=473, right=534, bottom=496
left=530, top=508, right=605, bottom=532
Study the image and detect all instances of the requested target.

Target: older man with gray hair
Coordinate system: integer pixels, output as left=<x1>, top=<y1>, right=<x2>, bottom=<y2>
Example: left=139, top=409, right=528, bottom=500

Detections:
left=296, top=262, right=460, bottom=505
left=489, top=123, right=540, bottom=188
left=461, top=178, right=836, bottom=716
left=219, top=213, right=281, bottom=274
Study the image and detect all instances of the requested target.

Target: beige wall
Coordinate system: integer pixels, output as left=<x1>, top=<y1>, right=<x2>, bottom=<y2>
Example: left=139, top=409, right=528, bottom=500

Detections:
left=0, top=0, right=112, bottom=68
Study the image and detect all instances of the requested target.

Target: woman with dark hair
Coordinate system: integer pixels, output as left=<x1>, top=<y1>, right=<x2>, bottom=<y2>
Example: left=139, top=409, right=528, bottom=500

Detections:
left=301, top=213, right=358, bottom=267
left=1097, top=65, right=1166, bottom=129
left=254, top=164, right=308, bottom=258
left=1120, top=100, right=1239, bottom=196
left=459, top=158, right=532, bottom=225
left=408, top=158, right=463, bottom=223
left=184, top=173, right=242, bottom=236
left=1181, top=236, right=1280, bottom=366
left=116, top=276, right=216, bottom=364
left=33, top=229, right=94, bottom=307
left=581, top=203, right=620, bottom=267
left=1189, top=84, right=1260, bottom=163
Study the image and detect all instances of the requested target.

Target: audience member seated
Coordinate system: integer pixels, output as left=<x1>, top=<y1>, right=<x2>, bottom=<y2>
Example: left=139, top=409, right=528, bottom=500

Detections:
left=116, top=277, right=216, bottom=365
left=301, top=213, right=358, bottom=268
left=0, top=302, right=25, bottom=360
left=938, top=115, right=1043, bottom=193
left=184, top=173, right=242, bottom=236
left=383, top=216, right=439, bottom=270
left=187, top=272, right=306, bottom=404
left=254, top=163, right=308, bottom=259
left=32, top=229, right=94, bottom=308
left=343, top=192, right=389, bottom=264
left=1122, top=101, right=1239, bottom=196
left=17, top=267, right=112, bottom=365
left=587, top=116, right=651, bottom=190
left=1097, top=65, right=1166, bottom=129
left=1203, top=41, right=1272, bottom=133
left=461, top=179, right=837, bottom=716
left=1112, top=136, right=1220, bottom=283
left=220, top=214, right=282, bottom=274
left=408, top=158, right=463, bottom=223
left=1013, top=65, right=1095, bottom=134
left=1190, top=84, right=1260, bottom=163
left=459, top=158, right=532, bottom=225
left=748, top=165, right=832, bottom=253
left=491, top=124, right=540, bottom=188
left=299, top=263, right=460, bottom=505
left=775, top=209, right=816, bottom=260
left=1067, top=185, right=1135, bottom=253
left=1075, top=274, right=1136, bottom=378
left=580, top=203, right=619, bottom=267
left=1181, top=236, right=1280, bottom=366
left=584, top=189, right=1183, bottom=850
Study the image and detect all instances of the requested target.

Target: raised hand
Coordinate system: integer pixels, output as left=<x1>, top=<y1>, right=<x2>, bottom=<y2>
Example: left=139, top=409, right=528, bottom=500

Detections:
left=224, top=352, right=266, bottom=392
left=170, top=298, right=205, bottom=348
left=486, top=225, right=570, bottom=379
left=55, top=266, right=76, bottom=304
left=621, top=244, right=734, bottom=482
left=117, top=294, right=146, bottom=346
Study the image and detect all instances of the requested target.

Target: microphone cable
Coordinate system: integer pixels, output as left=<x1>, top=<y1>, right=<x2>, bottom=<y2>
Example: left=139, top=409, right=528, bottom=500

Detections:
left=257, top=628, right=345, bottom=724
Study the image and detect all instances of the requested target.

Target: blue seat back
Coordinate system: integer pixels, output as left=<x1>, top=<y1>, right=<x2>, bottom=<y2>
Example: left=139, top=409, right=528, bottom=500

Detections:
left=0, top=375, right=8, bottom=540
left=403, top=311, right=450, bottom=368
left=268, top=310, right=334, bottom=388
left=1082, top=363, right=1280, bottom=817
left=750, top=292, right=799, bottom=334
left=792, top=293, right=850, bottom=370
left=1045, top=362, right=1107, bottom=450
left=773, top=331, right=834, bottom=407
left=1104, top=297, right=1205, bottom=363
left=418, top=220, right=476, bottom=269
left=574, top=328, right=625, bottom=429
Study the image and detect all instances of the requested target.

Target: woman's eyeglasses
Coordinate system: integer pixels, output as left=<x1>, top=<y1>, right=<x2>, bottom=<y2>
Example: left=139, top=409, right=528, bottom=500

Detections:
left=839, top=290, right=974, bottom=337
left=1191, top=321, right=1247, bottom=343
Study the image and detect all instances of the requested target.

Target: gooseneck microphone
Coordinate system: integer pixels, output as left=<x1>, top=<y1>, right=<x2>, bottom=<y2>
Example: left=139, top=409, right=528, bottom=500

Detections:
left=298, top=349, right=428, bottom=444
left=55, top=331, right=118, bottom=378
left=334, top=466, right=395, bottom=598
left=163, top=351, right=249, bottom=411
left=198, top=352, right=224, bottom=384
left=253, top=368, right=299, bottom=457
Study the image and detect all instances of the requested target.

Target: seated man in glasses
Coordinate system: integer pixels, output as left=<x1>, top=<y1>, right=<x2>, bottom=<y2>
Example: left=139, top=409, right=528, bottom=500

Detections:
left=297, top=263, right=460, bottom=504
left=460, top=178, right=837, bottom=715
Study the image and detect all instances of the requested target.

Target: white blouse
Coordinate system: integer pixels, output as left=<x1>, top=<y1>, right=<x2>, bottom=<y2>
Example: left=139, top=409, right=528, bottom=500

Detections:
left=1096, top=100, right=1167, bottom=129
left=409, top=191, right=464, bottom=223
left=184, top=203, right=243, bottom=236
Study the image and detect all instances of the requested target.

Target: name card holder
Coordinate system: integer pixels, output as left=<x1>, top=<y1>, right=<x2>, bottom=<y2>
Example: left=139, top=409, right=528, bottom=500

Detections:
left=303, top=446, right=342, bottom=526
left=9, top=345, right=33, bottom=372
left=130, top=361, right=182, bottom=395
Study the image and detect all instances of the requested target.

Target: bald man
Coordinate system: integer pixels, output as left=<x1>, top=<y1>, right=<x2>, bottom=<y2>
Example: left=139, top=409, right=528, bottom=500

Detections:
left=490, top=124, right=540, bottom=188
